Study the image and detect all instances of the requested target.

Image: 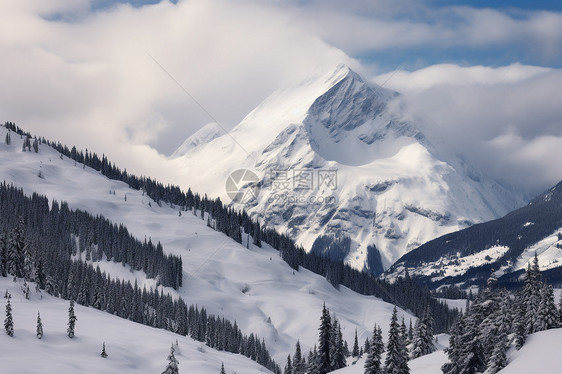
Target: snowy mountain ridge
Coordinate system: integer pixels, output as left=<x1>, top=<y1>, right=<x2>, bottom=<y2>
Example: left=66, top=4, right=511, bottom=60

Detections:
left=171, top=64, right=525, bottom=271
left=385, top=179, right=562, bottom=288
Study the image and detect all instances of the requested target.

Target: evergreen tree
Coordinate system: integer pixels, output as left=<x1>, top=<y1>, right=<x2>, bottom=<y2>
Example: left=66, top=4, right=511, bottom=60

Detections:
left=316, top=303, right=332, bottom=374
left=0, top=234, right=7, bottom=277
left=400, top=317, right=409, bottom=348
left=486, top=331, right=508, bottom=374
left=306, top=347, right=317, bottom=374
left=352, top=328, right=360, bottom=357
left=364, top=324, right=384, bottom=374
left=513, top=294, right=527, bottom=350
left=330, top=318, right=346, bottom=370
left=7, top=218, right=27, bottom=279
left=411, top=308, right=436, bottom=359
left=538, top=284, right=559, bottom=330
left=219, top=362, right=226, bottom=374
left=5, top=299, right=13, bottom=337
left=284, top=355, right=293, bottom=374
left=36, top=311, right=43, bottom=339
left=293, top=340, right=305, bottom=374
left=5, top=131, right=11, bottom=145
left=523, top=256, right=542, bottom=335
left=67, top=300, right=77, bottom=338
left=162, top=344, right=179, bottom=374
left=101, top=342, right=108, bottom=358
left=385, top=307, right=409, bottom=374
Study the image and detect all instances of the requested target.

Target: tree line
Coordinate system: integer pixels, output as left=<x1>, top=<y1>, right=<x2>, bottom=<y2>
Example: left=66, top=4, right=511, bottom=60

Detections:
left=3, top=121, right=459, bottom=332
left=442, top=255, right=561, bottom=374
left=0, top=182, right=279, bottom=373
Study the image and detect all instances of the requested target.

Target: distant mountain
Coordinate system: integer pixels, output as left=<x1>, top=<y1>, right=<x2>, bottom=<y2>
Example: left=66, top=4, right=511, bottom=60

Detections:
left=172, top=122, right=224, bottom=158
left=171, top=64, right=525, bottom=273
left=385, top=180, right=562, bottom=288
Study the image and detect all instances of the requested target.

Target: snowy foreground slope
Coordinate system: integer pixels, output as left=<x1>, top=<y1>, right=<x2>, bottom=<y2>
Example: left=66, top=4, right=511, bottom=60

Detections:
left=0, top=277, right=269, bottom=374
left=170, top=64, right=524, bottom=271
left=0, top=126, right=414, bottom=365
left=329, top=328, right=562, bottom=374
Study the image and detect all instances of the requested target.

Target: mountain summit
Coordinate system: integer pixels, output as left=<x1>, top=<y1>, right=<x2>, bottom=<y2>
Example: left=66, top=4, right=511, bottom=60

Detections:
left=171, top=64, right=525, bottom=272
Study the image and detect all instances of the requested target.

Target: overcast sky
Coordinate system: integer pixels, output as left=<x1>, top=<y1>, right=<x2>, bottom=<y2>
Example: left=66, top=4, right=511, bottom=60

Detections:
left=1, top=0, right=561, bottom=196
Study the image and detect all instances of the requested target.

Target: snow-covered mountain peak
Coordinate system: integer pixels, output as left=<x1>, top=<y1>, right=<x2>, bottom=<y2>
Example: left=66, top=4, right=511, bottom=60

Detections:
left=171, top=66, right=525, bottom=271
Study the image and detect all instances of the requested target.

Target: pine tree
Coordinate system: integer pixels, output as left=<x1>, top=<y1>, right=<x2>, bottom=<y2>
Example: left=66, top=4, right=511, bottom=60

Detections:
left=352, top=328, right=360, bottom=357
left=67, top=300, right=77, bottom=338
left=486, top=331, right=508, bottom=374
left=293, top=340, right=305, bottom=374
left=385, top=307, right=409, bottom=374
left=523, top=256, right=541, bottom=334
left=162, top=344, right=179, bottom=374
left=330, top=318, right=346, bottom=370
left=538, top=284, right=559, bottom=331
left=5, top=299, right=13, bottom=337
left=7, top=218, right=27, bottom=279
left=316, top=303, right=332, bottom=374
left=219, top=362, right=226, bottom=374
left=411, top=308, right=436, bottom=359
left=101, top=342, right=108, bottom=358
left=36, top=311, right=43, bottom=339
left=364, top=324, right=384, bottom=374
left=5, top=131, right=11, bottom=145
left=284, top=355, right=292, bottom=374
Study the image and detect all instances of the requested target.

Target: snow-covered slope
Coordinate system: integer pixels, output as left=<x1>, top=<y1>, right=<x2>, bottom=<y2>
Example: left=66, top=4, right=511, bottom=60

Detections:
left=497, top=328, right=562, bottom=374
left=0, top=278, right=267, bottom=374
left=0, top=125, right=414, bottom=365
left=170, top=64, right=525, bottom=270
left=329, top=328, right=562, bottom=374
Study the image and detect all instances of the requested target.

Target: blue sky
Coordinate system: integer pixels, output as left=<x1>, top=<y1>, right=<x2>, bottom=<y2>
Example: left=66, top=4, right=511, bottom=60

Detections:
left=89, top=0, right=562, bottom=71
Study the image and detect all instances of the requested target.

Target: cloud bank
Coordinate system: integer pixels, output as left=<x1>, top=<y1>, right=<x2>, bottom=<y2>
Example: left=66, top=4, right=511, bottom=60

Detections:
left=376, top=64, right=562, bottom=194
left=0, top=0, right=561, bottom=196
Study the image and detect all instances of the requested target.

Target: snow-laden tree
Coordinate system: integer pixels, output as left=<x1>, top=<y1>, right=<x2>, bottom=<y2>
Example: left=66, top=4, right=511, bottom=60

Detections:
left=7, top=218, right=27, bottom=279
left=162, top=344, right=179, bottom=374
left=101, top=342, right=108, bottom=358
left=316, top=303, right=332, bottom=374
left=330, top=317, right=346, bottom=370
left=36, top=311, right=43, bottom=339
left=292, top=340, right=305, bottom=374
left=538, top=284, right=559, bottom=331
left=385, top=306, right=410, bottom=374
left=411, top=308, right=436, bottom=359
left=219, top=362, right=226, bottom=374
left=284, top=355, right=293, bottom=374
left=5, top=299, right=13, bottom=337
left=353, top=328, right=360, bottom=357
left=364, top=324, right=384, bottom=374
left=67, top=300, right=77, bottom=338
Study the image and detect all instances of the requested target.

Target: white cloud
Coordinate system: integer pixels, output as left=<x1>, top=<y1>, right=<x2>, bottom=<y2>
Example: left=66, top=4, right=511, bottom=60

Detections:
left=0, top=0, right=354, bottom=183
left=0, top=0, right=561, bottom=197
left=376, top=63, right=562, bottom=194
left=289, top=3, right=562, bottom=62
